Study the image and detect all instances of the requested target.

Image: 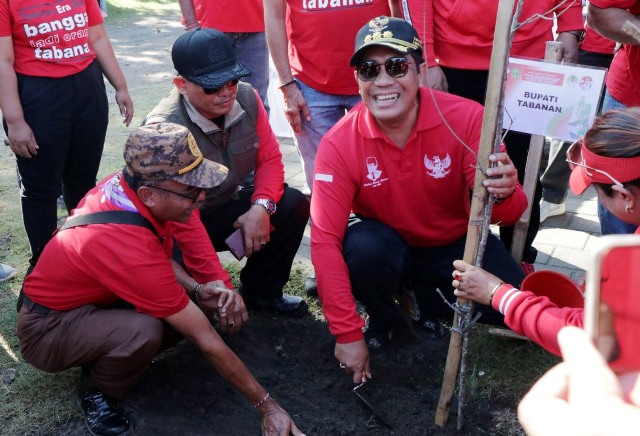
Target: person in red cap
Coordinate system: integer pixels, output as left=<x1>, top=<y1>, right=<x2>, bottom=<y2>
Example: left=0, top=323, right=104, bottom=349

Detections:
left=17, top=123, right=304, bottom=436
left=311, top=16, right=528, bottom=383
left=452, top=107, right=640, bottom=357
left=588, top=0, right=640, bottom=236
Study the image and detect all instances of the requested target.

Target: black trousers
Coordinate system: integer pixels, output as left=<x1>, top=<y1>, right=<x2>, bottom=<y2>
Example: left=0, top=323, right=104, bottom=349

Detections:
left=5, top=60, right=108, bottom=255
left=440, top=67, right=540, bottom=263
left=199, top=185, right=310, bottom=300
left=343, top=219, right=525, bottom=332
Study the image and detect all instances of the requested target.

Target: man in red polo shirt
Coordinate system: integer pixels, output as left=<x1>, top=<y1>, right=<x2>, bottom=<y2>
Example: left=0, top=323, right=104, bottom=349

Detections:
left=310, top=17, right=528, bottom=383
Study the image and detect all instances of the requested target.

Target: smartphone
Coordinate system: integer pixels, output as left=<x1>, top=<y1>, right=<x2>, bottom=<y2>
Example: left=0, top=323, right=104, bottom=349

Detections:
left=224, top=228, right=246, bottom=260
left=584, top=234, right=640, bottom=372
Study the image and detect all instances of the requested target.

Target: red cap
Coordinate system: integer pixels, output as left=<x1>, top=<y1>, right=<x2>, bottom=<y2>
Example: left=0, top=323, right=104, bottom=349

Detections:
left=569, top=146, right=640, bottom=195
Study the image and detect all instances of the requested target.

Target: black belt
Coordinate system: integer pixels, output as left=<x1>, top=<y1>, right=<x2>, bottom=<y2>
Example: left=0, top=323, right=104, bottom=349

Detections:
left=21, top=293, right=52, bottom=315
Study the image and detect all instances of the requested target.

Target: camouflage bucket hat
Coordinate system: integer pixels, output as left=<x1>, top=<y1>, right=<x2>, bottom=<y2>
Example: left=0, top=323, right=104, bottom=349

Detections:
left=124, top=123, right=228, bottom=189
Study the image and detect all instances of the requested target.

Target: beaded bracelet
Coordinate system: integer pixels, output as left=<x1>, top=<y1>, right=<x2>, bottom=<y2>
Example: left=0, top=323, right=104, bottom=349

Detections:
left=192, top=283, right=203, bottom=305
left=254, top=392, right=270, bottom=408
left=489, top=282, right=505, bottom=307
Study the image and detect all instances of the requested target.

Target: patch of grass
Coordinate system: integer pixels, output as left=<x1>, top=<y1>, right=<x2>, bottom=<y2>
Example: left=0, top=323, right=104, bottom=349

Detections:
left=105, top=0, right=179, bottom=21
left=468, top=325, right=559, bottom=399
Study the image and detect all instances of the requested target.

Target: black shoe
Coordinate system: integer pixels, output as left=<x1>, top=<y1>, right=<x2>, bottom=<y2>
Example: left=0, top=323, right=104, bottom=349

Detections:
left=81, top=389, right=130, bottom=436
left=364, top=328, right=393, bottom=354
left=244, top=293, right=308, bottom=318
left=304, top=275, right=318, bottom=297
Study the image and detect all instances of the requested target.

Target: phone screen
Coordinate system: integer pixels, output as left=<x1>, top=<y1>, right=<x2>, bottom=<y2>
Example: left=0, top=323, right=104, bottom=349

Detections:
left=584, top=235, right=640, bottom=372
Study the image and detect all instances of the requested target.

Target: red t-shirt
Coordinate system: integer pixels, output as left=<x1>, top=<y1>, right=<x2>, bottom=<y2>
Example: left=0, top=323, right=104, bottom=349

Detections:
left=589, top=0, right=640, bottom=107
left=581, top=24, right=616, bottom=55
left=190, top=0, right=264, bottom=33
left=0, top=0, right=103, bottom=77
left=397, top=0, right=436, bottom=67
left=311, top=88, right=528, bottom=342
left=24, top=173, right=232, bottom=318
left=429, top=0, right=583, bottom=70
left=285, top=0, right=391, bottom=95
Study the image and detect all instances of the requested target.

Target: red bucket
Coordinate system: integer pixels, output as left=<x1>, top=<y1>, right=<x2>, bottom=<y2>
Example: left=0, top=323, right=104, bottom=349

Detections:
left=520, top=270, right=584, bottom=308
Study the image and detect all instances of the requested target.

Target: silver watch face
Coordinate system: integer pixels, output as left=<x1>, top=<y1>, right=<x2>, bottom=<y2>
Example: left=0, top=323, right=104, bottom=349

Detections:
left=254, top=199, right=276, bottom=215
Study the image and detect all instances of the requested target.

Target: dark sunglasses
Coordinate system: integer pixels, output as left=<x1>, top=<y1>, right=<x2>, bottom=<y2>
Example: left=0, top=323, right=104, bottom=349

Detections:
left=150, top=185, right=204, bottom=203
left=356, top=57, right=415, bottom=82
left=203, top=78, right=240, bottom=95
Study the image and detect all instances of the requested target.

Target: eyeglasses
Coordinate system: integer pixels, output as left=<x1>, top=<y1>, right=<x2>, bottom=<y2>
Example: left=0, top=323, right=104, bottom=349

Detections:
left=356, top=57, right=415, bottom=82
left=149, top=184, right=205, bottom=203
left=565, top=140, right=624, bottom=189
left=203, top=78, right=239, bottom=95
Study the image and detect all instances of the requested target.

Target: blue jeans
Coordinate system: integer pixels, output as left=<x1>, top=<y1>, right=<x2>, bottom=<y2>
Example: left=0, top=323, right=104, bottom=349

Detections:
left=226, top=32, right=270, bottom=114
left=295, top=79, right=361, bottom=190
left=597, top=90, right=637, bottom=235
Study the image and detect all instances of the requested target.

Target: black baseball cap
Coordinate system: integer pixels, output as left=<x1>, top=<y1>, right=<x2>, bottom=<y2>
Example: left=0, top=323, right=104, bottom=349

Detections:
left=172, top=28, right=251, bottom=89
left=350, top=16, right=423, bottom=66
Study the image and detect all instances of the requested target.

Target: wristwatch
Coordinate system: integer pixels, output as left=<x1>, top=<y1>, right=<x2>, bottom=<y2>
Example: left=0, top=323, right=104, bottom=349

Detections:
left=252, top=199, right=277, bottom=215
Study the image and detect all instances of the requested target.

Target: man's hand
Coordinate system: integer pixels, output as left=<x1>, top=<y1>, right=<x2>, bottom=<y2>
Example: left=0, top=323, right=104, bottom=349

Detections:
left=482, top=152, right=519, bottom=199
left=555, top=32, right=580, bottom=64
left=281, top=84, right=311, bottom=134
left=197, top=280, right=249, bottom=333
left=335, top=340, right=371, bottom=384
left=7, top=120, right=38, bottom=158
left=235, top=205, right=272, bottom=257
left=259, top=399, right=305, bottom=436
left=422, top=65, right=448, bottom=92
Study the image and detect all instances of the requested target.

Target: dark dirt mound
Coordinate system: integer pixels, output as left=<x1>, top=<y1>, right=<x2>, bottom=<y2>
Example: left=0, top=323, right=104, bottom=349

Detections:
left=54, top=309, right=521, bottom=436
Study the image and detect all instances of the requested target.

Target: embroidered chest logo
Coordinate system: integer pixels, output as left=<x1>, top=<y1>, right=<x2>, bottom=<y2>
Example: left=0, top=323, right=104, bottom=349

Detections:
left=424, top=154, right=451, bottom=179
left=363, top=156, right=388, bottom=188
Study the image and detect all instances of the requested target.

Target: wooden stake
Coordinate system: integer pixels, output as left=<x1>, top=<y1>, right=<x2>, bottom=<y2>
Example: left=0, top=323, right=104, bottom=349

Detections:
left=510, top=41, right=563, bottom=262
left=434, top=0, right=517, bottom=427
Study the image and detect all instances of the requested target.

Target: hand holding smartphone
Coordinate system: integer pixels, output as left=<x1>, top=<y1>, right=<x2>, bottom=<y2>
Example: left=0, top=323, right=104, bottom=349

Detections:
left=225, top=228, right=246, bottom=260
left=584, top=235, right=640, bottom=372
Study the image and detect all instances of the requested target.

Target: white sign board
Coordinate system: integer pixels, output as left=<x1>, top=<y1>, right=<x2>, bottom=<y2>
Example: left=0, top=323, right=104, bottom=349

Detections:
left=503, top=57, right=606, bottom=141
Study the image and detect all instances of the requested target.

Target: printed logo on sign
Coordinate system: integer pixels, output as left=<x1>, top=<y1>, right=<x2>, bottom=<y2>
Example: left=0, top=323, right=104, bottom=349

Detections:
left=579, top=76, right=593, bottom=90
left=363, top=156, right=388, bottom=188
left=424, top=154, right=451, bottom=179
left=566, top=74, right=579, bottom=87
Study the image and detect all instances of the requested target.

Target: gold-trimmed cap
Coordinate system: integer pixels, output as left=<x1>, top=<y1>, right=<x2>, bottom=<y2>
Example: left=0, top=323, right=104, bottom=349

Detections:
left=350, top=16, right=423, bottom=66
left=124, top=123, right=228, bottom=189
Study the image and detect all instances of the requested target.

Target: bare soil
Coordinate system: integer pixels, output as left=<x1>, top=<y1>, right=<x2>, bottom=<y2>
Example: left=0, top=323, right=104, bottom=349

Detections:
left=56, top=310, right=524, bottom=436
left=53, top=9, right=526, bottom=436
